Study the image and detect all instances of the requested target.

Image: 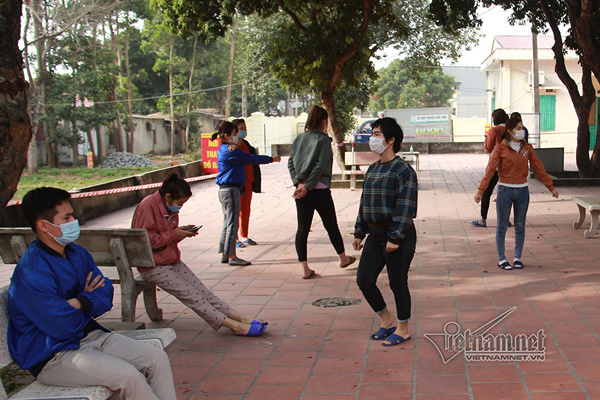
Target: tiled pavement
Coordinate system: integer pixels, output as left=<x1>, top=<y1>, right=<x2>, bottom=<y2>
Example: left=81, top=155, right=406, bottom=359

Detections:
left=2, top=153, right=600, bottom=399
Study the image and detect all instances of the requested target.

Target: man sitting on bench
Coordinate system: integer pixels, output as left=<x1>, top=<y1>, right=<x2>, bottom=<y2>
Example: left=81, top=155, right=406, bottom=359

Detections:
left=7, top=187, right=176, bottom=400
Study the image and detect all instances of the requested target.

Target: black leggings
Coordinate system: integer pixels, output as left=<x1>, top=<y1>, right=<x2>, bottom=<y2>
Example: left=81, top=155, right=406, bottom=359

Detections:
left=356, top=224, right=417, bottom=321
left=295, top=189, right=345, bottom=262
left=481, top=171, right=499, bottom=220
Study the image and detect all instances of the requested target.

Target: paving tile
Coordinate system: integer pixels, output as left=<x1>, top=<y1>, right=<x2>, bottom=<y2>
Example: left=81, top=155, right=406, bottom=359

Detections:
left=195, top=374, right=254, bottom=394
left=471, top=382, right=528, bottom=399
left=415, top=374, right=469, bottom=395
left=171, top=366, right=210, bottom=385
left=361, top=365, right=413, bottom=383
left=467, top=364, right=522, bottom=382
left=358, top=383, right=412, bottom=398
left=245, top=384, right=304, bottom=400
left=523, top=372, right=581, bottom=391
left=255, top=366, right=312, bottom=384
left=305, top=374, right=360, bottom=394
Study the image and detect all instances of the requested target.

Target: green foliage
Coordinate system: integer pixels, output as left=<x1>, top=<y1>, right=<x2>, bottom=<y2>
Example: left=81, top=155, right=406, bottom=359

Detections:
left=335, top=79, right=375, bottom=139
left=370, top=59, right=456, bottom=110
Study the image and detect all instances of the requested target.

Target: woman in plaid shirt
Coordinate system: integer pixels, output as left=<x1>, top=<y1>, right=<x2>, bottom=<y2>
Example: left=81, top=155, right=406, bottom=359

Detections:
left=353, top=118, right=417, bottom=347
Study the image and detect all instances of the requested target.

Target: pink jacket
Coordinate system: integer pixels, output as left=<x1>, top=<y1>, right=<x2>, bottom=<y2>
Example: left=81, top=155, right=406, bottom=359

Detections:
left=131, top=191, right=181, bottom=270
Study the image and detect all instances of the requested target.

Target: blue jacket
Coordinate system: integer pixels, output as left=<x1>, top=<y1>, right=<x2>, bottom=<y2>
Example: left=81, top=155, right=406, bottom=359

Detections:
left=215, top=144, right=272, bottom=187
left=8, top=240, right=114, bottom=371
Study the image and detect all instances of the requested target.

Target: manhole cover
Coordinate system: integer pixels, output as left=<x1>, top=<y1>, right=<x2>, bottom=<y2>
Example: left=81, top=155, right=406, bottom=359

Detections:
left=312, top=297, right=361, bottom=308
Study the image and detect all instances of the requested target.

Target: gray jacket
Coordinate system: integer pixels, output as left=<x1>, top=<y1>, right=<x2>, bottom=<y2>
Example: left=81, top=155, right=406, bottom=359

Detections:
left=288, top=129, right=333, bottom=190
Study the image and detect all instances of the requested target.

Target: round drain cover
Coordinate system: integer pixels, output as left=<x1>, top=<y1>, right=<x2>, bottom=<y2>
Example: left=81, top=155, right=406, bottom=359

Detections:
left=312, top=297, right=361, bottom=308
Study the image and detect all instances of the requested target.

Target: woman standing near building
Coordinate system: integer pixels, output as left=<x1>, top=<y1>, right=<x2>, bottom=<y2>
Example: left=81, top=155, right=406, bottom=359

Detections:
left=353, top=117, right=417, bottom=346
left=474, top=115, right=558, bottom=270
left=214, top=121, right=280, bottom=266
left=288, top=105, right=356, bottom=279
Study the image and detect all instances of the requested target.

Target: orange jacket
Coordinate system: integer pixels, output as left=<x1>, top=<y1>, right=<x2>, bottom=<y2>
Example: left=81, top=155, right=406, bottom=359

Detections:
left=484, top=124, right=505, bottom=153
left=477, top=141, right=555, bottom=195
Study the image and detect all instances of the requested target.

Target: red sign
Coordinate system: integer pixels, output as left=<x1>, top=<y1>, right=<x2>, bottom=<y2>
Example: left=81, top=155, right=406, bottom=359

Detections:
left=201, top=133, right=221, bottom=173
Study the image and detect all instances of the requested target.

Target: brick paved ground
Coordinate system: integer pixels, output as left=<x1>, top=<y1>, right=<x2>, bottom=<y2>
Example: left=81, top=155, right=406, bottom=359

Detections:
left=2, top=153, right=599, bottom=399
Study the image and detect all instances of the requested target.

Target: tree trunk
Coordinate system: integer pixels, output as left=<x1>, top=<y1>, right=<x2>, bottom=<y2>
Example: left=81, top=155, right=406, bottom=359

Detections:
left=109, top=17, right=124, bottom=152
left=184, top=34, right=198, bottom=152
left=95, top=126, right=104, bottom=165
left=168, top=36, right=175, bottom=156
left=539, top=0, right=600, bottom=177
left=320, top=90, right=345, bottom=171
left=225, top=18, right=238, bottom=118
left=86, top=127, right=97, bottom=166
left=0, top=0, right=32, bottom=214
left=125, top=30, right=134, bottom=153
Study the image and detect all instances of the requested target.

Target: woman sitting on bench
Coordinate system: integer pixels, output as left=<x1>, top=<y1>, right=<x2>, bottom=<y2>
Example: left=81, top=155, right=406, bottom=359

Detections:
left=132, top=173, right=267, bottom=336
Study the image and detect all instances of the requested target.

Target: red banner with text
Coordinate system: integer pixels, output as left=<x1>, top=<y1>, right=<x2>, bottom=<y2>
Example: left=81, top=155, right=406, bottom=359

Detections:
left=201, top=133, right=221, bottom=173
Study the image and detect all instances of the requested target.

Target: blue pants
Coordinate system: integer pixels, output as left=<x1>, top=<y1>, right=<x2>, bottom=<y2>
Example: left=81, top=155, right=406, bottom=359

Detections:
left=496, top=185, right=529, bottom=261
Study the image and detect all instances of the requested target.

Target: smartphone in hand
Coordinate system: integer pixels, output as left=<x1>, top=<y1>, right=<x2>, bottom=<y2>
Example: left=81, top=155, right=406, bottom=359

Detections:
left=185, top=225, right=202, bottom=232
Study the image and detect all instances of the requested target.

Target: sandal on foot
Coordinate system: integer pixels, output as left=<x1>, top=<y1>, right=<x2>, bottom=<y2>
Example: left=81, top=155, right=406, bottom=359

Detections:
left=382, top=334, right=411, bottom=347
left=236, top=241, right=247, bottom=248
left=238, top=322, right=267, bottom=337
left=370, top=326, right=397, bottom=340
left=251, top=320, right=268, bottom=327
left=340, top=255, right=357, bottom=269
left=302, top=270, right=316, bottom=279
left=470, top=219, right=486, bottom=227
left=498, top=261, right=512, bottom=270
left=244, top=238, right=257, bottom=245
left=229, top=257, right=251, bottom=266
left=513, top=260, right=523, bottom=269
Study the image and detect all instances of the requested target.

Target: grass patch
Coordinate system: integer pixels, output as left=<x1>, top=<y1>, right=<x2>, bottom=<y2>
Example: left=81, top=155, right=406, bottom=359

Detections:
left=14, top=166, right=161, bottom=201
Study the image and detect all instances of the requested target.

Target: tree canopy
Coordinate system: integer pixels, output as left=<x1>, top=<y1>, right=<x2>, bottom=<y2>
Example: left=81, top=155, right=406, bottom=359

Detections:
left=370, top=59, right=456, bottom=110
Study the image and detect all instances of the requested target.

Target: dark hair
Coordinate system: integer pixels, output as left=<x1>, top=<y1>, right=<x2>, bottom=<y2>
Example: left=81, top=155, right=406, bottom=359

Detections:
left=491, top=108, right=509, bottom=126
left=211, top=121, right=238, bottom=140
left=159, top=173, right=192, bottom=200
left=22, top=187, right=72, bottom=232
left=371, top=117, right=404, bottom=153
left=503, top=116, right=523, bottom=141
left=305, top=105, right=328, bottom=132
left=231, top=118, right=245, bottom=128
left=510, top=112, right=522, bottom=121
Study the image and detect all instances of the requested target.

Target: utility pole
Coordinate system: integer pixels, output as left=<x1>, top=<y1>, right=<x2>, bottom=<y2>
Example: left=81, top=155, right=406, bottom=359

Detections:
left=532, top=30, right=541, bottom=148
left=242, top=83, right=247, bottom=118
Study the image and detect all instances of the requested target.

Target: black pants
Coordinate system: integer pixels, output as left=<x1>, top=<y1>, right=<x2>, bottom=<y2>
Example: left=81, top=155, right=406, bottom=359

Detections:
left=356, top=224, right=416, bottom=322
left=295, top=189, right=345, bottom=262
left=481, top=171, right=499, bottom=220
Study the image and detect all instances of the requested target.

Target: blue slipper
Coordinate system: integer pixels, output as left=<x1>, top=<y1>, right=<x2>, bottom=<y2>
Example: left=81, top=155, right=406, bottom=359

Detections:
left=251, top=320, right=268, bottom=327
left=370, top=326, right=396, bottom=340
left=239, top=322, right=267, bottom=337
left=236, top=241, right=247, bottom=248
left=244, top=238, right=257, bottom=245
left=470, top=219, right=486, bottom=227
left=382, top=334, right=411, bottom=347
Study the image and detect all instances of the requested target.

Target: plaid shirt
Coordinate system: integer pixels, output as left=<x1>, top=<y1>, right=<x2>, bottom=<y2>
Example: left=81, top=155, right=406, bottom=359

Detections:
left=354, top=156, right=418, bottom=244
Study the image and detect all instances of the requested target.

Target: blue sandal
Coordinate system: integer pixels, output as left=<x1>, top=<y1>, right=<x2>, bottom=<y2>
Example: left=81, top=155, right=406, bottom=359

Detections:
left=244, top=238, right=257, bottom=245
left=370, top=326, right=396, bottom=340
left=382, top=334, right=411, bottom=347
left=239, top=322, right=267, bottom=337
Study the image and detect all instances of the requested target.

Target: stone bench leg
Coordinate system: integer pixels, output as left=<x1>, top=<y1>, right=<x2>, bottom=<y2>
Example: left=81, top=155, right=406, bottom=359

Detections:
left=143, top=285, right=163, bottom=321
left=573, top=204, right=586, bottom=229
left=584, top=210, right=599, bottom=239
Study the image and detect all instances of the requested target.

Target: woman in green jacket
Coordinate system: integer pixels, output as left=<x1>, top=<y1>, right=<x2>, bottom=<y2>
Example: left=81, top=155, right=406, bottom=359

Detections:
left=288, top=105, right=356, bottom=279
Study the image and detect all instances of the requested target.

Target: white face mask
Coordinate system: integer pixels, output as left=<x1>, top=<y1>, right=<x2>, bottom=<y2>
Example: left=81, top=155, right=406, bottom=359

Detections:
left=514, top=130, right=525, bottom=140
left=230, top=135, right=239, bottom=144
left=369, top=136, right=389, bottom=155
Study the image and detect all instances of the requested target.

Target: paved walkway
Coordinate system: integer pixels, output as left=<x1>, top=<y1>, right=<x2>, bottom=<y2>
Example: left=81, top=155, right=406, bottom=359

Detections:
left=2, top=153, right=600, bottom=399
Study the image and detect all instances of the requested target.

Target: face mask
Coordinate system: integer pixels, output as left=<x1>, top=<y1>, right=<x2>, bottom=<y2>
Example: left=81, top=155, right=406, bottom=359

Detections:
left=369, top=136, right=389, bottom=155
left=238, top=130, right=247, bottom=139
left=46, top=219, right=80, bottom=246
left=514, top=130, right=525, bottom=140
left=230, top=135, right=239, bottom=144
left=165, top=202, right=181, bottom=213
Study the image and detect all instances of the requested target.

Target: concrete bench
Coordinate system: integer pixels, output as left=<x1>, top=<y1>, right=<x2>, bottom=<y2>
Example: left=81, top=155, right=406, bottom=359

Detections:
left=572, top=196, right=600, bottom=238
left=0, top=286, right=176, bottom=399
left=0, top=228, right=163, bottom=323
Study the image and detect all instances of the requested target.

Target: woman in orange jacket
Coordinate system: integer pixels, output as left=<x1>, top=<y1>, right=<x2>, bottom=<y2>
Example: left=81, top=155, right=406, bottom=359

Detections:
left=474, top=115, right=559, bottom=270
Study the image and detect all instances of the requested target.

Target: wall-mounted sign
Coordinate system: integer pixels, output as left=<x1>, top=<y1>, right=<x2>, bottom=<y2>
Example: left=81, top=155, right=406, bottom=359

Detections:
left=201, top=133, right=221, bottom=173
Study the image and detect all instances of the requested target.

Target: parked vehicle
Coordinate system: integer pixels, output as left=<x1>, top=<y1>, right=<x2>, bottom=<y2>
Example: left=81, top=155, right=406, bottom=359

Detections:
left=354, top=119, right=377, bottom=143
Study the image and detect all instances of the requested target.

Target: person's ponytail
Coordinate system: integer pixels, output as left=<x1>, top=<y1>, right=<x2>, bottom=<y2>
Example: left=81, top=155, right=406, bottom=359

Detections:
left=159, top=173, right=192, bottom=199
